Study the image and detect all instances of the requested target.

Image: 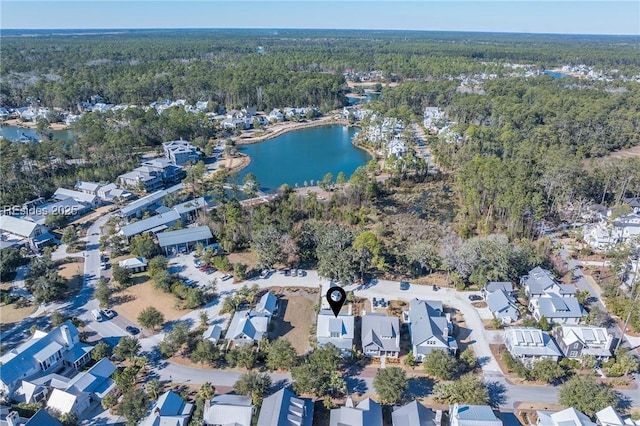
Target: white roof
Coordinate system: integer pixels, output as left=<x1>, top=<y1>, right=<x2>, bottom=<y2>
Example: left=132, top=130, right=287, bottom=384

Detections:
left=536, top=407, right=596, bottom=426
left=46, top=388, right=78, bottom=414
left=54, top=188, right=97, bottom=204
left=0, top=215, right=39, bottom=238
left=118, top=257, right=147, bottom=269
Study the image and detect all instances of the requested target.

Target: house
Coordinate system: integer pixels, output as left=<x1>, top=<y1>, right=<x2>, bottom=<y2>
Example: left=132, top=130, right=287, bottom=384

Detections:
left=529, top=293, right=584, bottom=325
left=157, top=226, right=213, bottom=255
left=536, top=407, right=596, bottom=426
left=46, top=388, right=91, bottom=416
left=0, top=321, right=92, bottom=400
left=484, top=281, right=514, bottom=296
left=162, top=140, right=202, bottom=166
left=118, top=257, right=148, bottom=273
left=595, top=405, right=640, bottom=426
left=96, top=182, right=132, bottom=202
left=486, top=289, right=519, bottom=324
left=316, top=310, right=355, bottom=355
left=203, top=394, right=254, bottom=426
left=522, top=267, right=583, bottom=325
left=226, top=309, right=270, bottom=346
left=553, top=325, right=613, bottom=361
left=1, top=408, right=63, bottom=426
left=361, top=313, right=400, bottom=358
left=504, top=327, right=562, bottom=367
left=449, top=404, right=502, bottom=426
left=255, top=291, right=278, bottom=316
left=423, top=107, right=445, bottom=129
left=405, top=299, right=457, bottom=360
left=140, top=390, right=193, bottom=426
left=62, top=358, right=116, bottom=403
left=118, top=184, right=183, bottom=221
left=330, top=397, right=383, bottom=426
left=392, top=400, right=439, bottom=426
left=623, top=197, right=640, bottom=214
left=0, top=215, right=53, bottom=250
left=584, top=213, right=640, bottom=251
left=172, top=197, right=208, bottom=222
left=118, top=159, right=184, bottom=192
left=119, top=210, right=181, bottom=240
left=74, top=181, right=102, bottom=196
left=117, top=168, right=163, bottom=192
left=53, top=188, right=100, bottom=207
left=387, top=138, right=407, bottom=157
left=202, top=325, right=222, bottom=344
left=257, top=388, right=314, bottom=426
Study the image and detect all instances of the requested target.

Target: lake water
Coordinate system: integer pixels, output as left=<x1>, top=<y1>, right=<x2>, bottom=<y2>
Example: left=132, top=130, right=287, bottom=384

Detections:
left=0, top=125, right=74, bottom=142
left=237, top=125, right=370, bottom=193
left=543, top=70, right=569, bottom=79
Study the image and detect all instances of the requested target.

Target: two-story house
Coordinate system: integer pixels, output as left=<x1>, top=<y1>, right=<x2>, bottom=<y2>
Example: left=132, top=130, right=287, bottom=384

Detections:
left=316, top=310, right=355, bottom=355
left=553, top=325, right=613, bottom=361
left=405, top=299, right=457, bottom=361
left=522, top=267, right=584, bottom=325
left=504, top=327, right=562, bottom=367
left=162, top=140, right=202, bottom=166
left=361, top=313, right=400, bottom=358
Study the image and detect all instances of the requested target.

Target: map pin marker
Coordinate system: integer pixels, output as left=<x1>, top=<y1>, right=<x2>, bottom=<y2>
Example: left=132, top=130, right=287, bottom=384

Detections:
left=326, top=286, right=347, bottom=318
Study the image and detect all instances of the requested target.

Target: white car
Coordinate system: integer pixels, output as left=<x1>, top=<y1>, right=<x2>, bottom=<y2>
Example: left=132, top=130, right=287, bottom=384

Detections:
left=101, top=309, right=116, bottom=319
left=220, top=274, right=232, bottom=281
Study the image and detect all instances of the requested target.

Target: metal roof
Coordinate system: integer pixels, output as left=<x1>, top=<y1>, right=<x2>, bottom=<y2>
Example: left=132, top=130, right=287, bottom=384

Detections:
left=120, top=210, right=180, bottom=238
left=157, top=226, right=213, bottom=247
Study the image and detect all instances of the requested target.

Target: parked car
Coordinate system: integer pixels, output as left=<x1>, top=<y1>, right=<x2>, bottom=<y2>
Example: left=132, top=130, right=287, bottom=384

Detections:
left=291, top=269, right=298, bottom=277
left=220, top=274, right=232, bottom=281
left=432, top=285, right=439, bottom=291
left=468, top=294, right=483, bottom=301
left=126, top=326, right=140, bottom=335
left=400, top=281, right=410, bottom=290
left=260, top=269, right=271, bottom=279
left=102, top=309, right=116, bottom=319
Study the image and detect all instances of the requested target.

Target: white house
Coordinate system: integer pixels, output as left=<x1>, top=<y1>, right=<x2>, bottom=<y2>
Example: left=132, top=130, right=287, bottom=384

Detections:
left=504, top=327, right=562, bottom=367
left=203, top=394, right=254, bottom=426
left=162, top=140, right=202, bottom=166
left=316, top=310, right=354, bottom=355
left=0, top=321, right=93, bottom=400
left=405, top=299, right=457, bottom=360
left=118, top=257, right=148, bottom=273
left=140, top=390, right=193, bottom=426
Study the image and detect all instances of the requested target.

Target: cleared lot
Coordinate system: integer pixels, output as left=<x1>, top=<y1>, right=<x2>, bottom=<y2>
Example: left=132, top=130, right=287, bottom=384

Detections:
left=269, top=288, right=318, bottom=355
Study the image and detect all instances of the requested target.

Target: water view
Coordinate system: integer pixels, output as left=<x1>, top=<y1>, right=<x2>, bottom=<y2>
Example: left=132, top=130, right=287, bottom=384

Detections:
left=237, top=125, right=370, bottom=193
left=0, top=125, right=75, bottom=142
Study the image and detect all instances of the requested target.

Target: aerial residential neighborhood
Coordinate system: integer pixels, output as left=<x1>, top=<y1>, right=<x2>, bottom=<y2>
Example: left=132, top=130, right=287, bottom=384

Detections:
left=1, top=4, right=640, bottom=426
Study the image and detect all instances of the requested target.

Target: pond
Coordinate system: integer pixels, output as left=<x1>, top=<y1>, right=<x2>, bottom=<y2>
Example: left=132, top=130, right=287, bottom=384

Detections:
left=237, top=125, right=370, bottom=193
left=0, top=125, right=74, bottom=142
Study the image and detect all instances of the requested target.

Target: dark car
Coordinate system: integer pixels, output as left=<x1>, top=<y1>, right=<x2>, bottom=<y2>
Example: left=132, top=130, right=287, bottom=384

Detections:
left=400, top=281, right=410, bottom=290
left=468, top=294, right=483, bottom=301
left=126, top=326, right=140, bottom=335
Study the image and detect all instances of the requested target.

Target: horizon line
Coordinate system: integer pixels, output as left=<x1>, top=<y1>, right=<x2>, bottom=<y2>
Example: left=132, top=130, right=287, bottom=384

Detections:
left=2, top=27, right=639, bottom=37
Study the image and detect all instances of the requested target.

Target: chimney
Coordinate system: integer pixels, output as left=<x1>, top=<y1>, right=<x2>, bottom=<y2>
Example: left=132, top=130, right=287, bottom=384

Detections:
left=345, top=397, right=354, bottom=408
left=154, top=407, right=160, bottom=417
left=60, top=324, right=73, bottom=347
left=205, top=399, right=211, bottom=410
left=6, top=411, right=19, bottom=426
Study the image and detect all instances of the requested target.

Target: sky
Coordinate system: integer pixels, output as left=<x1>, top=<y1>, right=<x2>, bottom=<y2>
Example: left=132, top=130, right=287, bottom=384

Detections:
left=1, top=0, right=639, bottom=35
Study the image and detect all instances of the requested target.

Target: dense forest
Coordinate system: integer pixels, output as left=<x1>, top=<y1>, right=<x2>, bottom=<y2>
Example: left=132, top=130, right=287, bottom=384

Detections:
left=1, top=30, right=640, bottom=244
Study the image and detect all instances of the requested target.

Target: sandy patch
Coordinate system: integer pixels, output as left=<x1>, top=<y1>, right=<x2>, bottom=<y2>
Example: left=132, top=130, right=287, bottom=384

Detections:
left=269, top=290, right=318, bottom=355
left=0, top=301, right=37, bottom=332
left=69, top=205, right=117, bottom=227
left=111, top=280, right=188, bottom=327
left=227, top=251, right=259, bottom=271
left=232, top=116, right=347, bottom=145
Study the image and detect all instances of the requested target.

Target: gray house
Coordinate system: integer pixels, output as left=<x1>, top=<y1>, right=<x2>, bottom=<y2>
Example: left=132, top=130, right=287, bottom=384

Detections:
left=486, top=289, right=519, bottom=324
left=392, top=401, right=439, bottom=426
left=361, top=313, right=400, bottom=358
left=405, top=299, right=457, bottom=361
left=504, top=327, right=562, bottom=367
left=140, top=390, right=193, bottom=426
left=529, top=293, right=584, bottom=325
left=330, top=397, right=383, bottom=426
left=257, top=388, right=314, bottom=426
left=553, top=325, right=612, bottom=361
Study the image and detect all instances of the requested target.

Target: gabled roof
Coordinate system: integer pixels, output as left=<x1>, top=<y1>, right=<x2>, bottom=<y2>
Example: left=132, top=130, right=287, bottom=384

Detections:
left=330, top=398, right=383, bottom=426
left=204, top=394, right=254, bottom=426
left=24, top=409, right=62, bottom=426
left=408, top=299, right=448, bottom=347
left=119, top=184, right=183, bottom=217
left=595, top=406, right=637, bottom=426
left=361, top=314, right=400, bottom=353
left=65, top=358, right=116, bottom=397
left=0, top=215, right=40, bottom=238
left=157, top=226, right=213, bottom=248
left=53, top=187, right=98, bottom=204
left=257, top=388, right=314, bottom=426
left=486, top=290, right=518, bottom=319
left=0, top=321, right=81, bottom=392
left=172, top=197, right=207, bottom=215
left=316, top=310, right=355, bottom=350
left=227, top=310, right=270, bottom=342
left=118, top=257, right=147, bottom=269
left=536, top=407, right=596, bottom=426
left=256, top=292, right=278, bottom=316
left=119, top=210, right=180, bottom=238
left=524, top=266, right=557, bottom=293
left=140, top=390, right=193, bottom=426
left=46, top=388, right=82, bottom=414
left=485, top=282, right=513, bottom=293
left=534, top=294, right=583, bottom=319
left=203, top=325, right=222, bottom=343
left=392, top=400, right=437, bottom=426
left=75, top=181, right=102, bottom=192
left=505, top=327, right=562, bottom=358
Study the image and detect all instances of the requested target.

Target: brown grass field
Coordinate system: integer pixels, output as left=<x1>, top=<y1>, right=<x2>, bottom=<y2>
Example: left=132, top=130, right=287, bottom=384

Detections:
left=270, top=292, right=317, bottom=355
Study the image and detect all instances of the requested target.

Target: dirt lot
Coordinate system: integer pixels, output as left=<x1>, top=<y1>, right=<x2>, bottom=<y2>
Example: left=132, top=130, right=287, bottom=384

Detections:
left=69, top=205, right=117, bottom=227
left=269, top=287, right=318, bottom=355
left=111, top=274, right=188, bottom=327
left=228, top=251, right=259, bottom=271
left=58, top=259, right=84, bottom=297
left=0, top=283, right=37, bottom=332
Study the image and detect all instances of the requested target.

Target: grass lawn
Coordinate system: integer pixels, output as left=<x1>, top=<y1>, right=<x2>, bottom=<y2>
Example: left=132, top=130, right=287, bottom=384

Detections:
left=228, top=250, right=259, bottom=271
left=270, top=289, right=317, bottom=355
left=111, top=275, right=189, bottom=328
left=0, top=283, right=37, bottom=332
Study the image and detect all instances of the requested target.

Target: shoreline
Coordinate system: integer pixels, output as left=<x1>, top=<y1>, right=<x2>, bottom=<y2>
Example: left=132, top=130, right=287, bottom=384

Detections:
left=2, top=118, right=69, bottom=131
left=232, top=116, right=350, bottom=146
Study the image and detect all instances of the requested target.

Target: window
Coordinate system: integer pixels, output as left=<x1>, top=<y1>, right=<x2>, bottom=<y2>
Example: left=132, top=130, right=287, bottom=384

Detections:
left=569, top=351, right=578, bottom=358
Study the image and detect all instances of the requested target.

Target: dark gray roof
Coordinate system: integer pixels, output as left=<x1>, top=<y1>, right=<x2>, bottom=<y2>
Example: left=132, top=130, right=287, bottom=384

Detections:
left=486, top=290, right=518, bottom=320
left=485, top=282, right=513, bottom=293
left=25, top=409, right=63, bottom=426
left=523, top=266, right=557, bottom=293
left=392, top=401, right=437, bottom=426
left=257, top=388, right=314, bottom=426
left=120, top=210, right=180, bottom=238
left=535, top=295, right=583, bottom=319
left=157, top=226, right=213, bottom=247
left=119, top=184, right=183, bottom=216
left=408, top=299, right=448, bottom=347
